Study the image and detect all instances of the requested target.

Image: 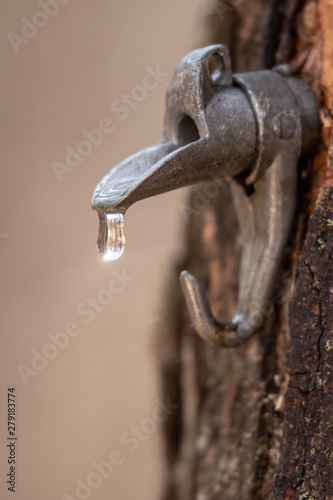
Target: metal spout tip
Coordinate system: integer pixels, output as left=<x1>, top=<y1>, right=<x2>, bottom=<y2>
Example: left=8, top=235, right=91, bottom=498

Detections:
left=91, top=141, right=177, bottom=214
left=91, top=135, right=219, bottom=217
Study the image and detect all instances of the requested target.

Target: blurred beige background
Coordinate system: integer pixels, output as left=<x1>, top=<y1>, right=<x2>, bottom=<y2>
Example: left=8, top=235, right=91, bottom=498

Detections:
left=0, top=1, right=206, bottom=499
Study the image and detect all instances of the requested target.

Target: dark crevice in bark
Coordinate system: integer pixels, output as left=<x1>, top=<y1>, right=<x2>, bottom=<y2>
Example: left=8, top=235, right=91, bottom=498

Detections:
left=264, top=0, right=289, bottom=68
left=275, top=0, right=307, bottom=64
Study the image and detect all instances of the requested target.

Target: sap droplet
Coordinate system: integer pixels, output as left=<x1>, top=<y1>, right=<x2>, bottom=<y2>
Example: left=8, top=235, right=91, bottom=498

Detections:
left=97, top=213, right=125, bottom=261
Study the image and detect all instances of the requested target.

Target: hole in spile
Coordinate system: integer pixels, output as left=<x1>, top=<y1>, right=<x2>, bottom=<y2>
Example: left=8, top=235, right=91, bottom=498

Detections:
left=176, top=115, right=200, bottom=146
left=208, top=52, right=226, bottom=85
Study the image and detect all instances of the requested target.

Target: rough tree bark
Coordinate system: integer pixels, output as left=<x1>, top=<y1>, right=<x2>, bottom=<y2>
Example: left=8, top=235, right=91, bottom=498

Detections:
left=157, top=1, right=333, bottom=499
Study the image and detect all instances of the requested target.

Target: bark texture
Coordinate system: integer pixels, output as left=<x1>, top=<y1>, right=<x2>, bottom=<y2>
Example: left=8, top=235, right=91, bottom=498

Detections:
left=157, top=1, right=333, bottom=499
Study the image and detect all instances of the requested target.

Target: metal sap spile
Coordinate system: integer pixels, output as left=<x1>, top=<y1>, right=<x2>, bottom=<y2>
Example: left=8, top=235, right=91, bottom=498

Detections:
left=92, top=44, right=319, bottom=347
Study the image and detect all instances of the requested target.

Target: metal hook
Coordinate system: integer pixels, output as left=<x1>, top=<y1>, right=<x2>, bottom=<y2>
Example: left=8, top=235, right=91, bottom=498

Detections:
left=180, top=271, right=243, bottom=348
left=91, top=45, right=319, bottom=348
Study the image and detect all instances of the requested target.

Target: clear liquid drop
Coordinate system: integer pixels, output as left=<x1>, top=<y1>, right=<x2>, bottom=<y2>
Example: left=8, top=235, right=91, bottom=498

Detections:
left=97, top=213, right=125, bottom=261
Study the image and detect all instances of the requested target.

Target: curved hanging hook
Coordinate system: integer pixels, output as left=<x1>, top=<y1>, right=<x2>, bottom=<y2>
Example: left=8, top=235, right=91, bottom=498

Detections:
left=180, top=271, right=246, bottom=347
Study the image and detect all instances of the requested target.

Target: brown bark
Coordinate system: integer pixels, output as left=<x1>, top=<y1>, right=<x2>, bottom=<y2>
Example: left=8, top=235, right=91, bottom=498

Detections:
left=157, top=1, right=333, bottom=499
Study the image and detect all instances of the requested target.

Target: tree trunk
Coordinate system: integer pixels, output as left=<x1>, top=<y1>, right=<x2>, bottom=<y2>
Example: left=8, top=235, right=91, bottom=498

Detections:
left=157, top=1, right=333, bottom=499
